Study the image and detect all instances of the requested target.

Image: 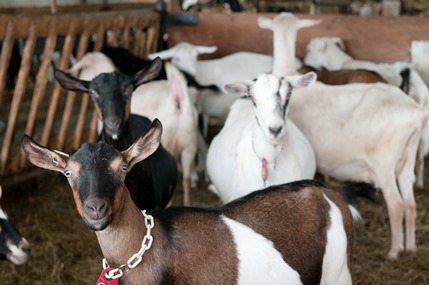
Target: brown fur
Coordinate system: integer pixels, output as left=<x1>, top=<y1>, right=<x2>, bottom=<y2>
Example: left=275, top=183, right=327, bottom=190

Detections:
left=299, top=66, right=386, bottom=85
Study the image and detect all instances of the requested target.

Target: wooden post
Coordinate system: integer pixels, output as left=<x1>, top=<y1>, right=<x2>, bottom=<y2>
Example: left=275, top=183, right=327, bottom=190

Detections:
left=1, top=24, right=37, bottom=175
left=20, top=24, right=58, bottom=167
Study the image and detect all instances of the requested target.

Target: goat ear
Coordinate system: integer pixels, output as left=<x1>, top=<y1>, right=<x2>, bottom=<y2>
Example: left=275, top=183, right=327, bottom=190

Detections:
left=332, top=37, right=345, bottom=50
left=288, top=72, right=317, bottom=88
left=224, top=82, right=249, bottom=95
left=21, top=135, right=68, bottom=173
left=257, top=16, right=273, bottom=30
left=196, top=45, right=217, bottom=55
left=297, top=19, right=322, bottom=29
left=131, top=57, right=163, bottom=87
left=54, top=69, right=91, bottom=93
left=148, top=48, right=175, bottom=60
left=122, top=119, right=162, bottom=170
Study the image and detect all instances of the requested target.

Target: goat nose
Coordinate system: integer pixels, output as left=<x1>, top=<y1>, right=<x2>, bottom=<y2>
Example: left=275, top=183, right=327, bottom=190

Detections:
left=22, top=244, right=31, bottom=255
left=84, top=198, right=108, bottom=220
left=269, top=126, right=283, bottom=137
left=105, top=117, right=121, bottom=129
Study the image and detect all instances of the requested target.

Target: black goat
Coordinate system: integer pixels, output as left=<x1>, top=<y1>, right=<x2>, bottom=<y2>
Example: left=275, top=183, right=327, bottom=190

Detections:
left=54, top=58, right=177, bottom=210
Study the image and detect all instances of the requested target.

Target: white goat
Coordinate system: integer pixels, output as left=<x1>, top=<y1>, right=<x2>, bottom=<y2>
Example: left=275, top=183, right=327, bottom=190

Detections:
left=258, top=12, right=429, bottom=259
left=67, top=52, right=116, bottom=81
left=131, top=62, right=198, bottom=206
left=148, top=42, right=275, bottom=91
left=304, top=36, right=429, bottom=188
left=304, top=36, right=429, bottom=107
left=206, top=72, right=317, bottom=203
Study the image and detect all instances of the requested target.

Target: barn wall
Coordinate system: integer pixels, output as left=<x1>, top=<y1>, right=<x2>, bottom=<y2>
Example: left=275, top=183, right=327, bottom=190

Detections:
left=167, top=13, right=429, bottom=63
left=0, top=0, right=157, bottom=8
left=0, top=9, right=160, bottom=177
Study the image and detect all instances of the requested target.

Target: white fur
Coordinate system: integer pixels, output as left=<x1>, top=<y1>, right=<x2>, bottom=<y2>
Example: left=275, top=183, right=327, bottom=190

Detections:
left=321, top=194, right=352, bottom=285
left=221, top=215, right=302, bottom=285
left=206, top=73, right=317, bottom=203
left=0, top=208, right=8, bottom=220
left=8, top=238, right=30, bottom=266
left=412, top=41, right=429, bottom=86
left=131, top=63, right=198, bottom=206
left=304, top=36, right=429, bottom=188
left=259, top=12, right=429, bottom=259
left=149, top=42, right=273, bottom=91
left=68, top=52, right=116, bottom=81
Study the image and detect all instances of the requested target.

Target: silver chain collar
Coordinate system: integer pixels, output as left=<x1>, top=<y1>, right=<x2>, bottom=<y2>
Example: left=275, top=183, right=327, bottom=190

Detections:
left=102, top=210, right=155, bottom=280
left=251, top=135, right=284, bottom=167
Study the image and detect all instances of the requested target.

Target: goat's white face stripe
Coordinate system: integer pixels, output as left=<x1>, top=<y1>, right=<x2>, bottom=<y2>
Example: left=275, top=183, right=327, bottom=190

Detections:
left=221, top=215, right=302, bottom=285
left=321, top=194, right=352, bottom=285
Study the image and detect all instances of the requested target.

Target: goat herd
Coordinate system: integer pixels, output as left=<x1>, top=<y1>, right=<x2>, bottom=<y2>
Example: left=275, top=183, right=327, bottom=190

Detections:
left=0, top=12, right=428, bottom=285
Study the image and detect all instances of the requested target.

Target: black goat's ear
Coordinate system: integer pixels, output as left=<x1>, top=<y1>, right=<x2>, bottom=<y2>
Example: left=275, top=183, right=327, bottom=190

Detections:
left=54, top=69, right=91, bottom=93
left=131, top=57, right=163, bottom=87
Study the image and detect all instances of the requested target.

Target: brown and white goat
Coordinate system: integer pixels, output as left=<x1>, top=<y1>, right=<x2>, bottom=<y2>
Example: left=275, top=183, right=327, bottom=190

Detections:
left=22, top=119, right=377, bottom=285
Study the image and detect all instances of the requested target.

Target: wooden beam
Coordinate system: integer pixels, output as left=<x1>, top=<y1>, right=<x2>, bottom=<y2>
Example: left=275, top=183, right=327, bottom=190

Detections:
left=168, top=13, right=429, bottom=63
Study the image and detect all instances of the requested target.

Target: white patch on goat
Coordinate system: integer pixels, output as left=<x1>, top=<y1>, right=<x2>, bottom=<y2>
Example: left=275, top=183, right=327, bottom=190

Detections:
left=221, top=215, right=302, bottom=285
left=8, top=239, right=30, bottom=265
left=321, top=194, right=352, bottom=285
left=0, top=208, right=8, bottom=220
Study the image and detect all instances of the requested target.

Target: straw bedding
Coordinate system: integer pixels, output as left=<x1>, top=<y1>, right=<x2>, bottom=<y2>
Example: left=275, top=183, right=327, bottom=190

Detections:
left=0, top=162, right=428, bottom=284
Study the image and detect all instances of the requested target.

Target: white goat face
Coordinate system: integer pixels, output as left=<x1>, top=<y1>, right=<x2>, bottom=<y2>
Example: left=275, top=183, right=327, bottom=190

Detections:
left=225, top=72, right=317, bottom=144
left=304, top=37, right=346, bottom=70
left=251, top=74, right=291, bottom=144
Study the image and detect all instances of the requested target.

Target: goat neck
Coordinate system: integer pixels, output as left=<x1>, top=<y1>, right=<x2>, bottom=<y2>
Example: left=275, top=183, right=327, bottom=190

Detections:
left=96, top=189, right=166, bottom=284
left=251, top=122, right=284, bottom=165
left=272, top=26, right=299, bottom=77
left=95, top=187, right=146, bottom=265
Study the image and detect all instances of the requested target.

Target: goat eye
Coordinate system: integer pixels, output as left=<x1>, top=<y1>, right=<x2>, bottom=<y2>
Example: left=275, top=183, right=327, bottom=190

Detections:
left=64, top=170, right=72, bottom=177
left=120, top=165, right=128, bottom=173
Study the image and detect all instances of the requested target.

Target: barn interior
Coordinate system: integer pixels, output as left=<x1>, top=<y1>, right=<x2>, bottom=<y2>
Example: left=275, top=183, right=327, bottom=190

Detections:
left=0, top=0, right=429, bottom=284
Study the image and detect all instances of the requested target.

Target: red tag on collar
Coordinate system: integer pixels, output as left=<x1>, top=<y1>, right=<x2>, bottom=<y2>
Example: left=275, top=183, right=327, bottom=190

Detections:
left=96, top=267, right=120, bottom=285
left=261, top=158, right=268, bottom=182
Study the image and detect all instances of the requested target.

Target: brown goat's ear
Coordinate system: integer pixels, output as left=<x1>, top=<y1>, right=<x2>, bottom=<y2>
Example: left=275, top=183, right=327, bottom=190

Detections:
left=131, top=57, right=163, bottom=87
left=21, top=135, right=68, bottom=173
left=122, top=119, right=163, bottom=170
left=54, top=69, right=91, bottom=93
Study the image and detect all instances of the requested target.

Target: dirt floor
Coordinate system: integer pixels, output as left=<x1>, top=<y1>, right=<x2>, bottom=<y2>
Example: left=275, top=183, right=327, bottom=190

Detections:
left=0, top=161, right=428, bottom=285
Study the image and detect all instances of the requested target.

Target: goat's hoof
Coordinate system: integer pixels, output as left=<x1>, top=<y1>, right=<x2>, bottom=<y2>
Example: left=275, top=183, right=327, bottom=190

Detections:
left=405, top=246, right=417, bottom=254
left=386, top=249, right=401, bottom=260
